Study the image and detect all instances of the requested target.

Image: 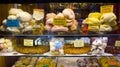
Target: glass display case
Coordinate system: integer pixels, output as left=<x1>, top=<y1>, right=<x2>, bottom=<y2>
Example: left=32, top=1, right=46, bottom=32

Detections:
left=0, top=2, right=120, bottom=67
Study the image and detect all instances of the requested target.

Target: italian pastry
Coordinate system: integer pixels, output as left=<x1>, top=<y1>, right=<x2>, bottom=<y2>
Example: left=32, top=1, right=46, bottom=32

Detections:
left=14, top=45, right=50, bottom=54
left=0, top=8, right=44, bottom=34
left=44, top=8, right=78, bottom=33
left=64, top=44, right=91, bottom=54
left=77, top=58, right=87, bottom=67
left=12, top=57, right=38, bottom=67
left=0, top=38, right=14, bottom=52
left=98, top=56, right=120, bottom=67
left=36, top=57, right=57, bottom=67
left=86, top=57, right=99, bottom=67
left=82, top=12, right=118, bottom=34
left=88, top=37, right=108, bottom=55
left=64, top=37, right=91, bottom=54
left=57, top=57, right=79, bottom=67
left=77, top=57, right=99, bottom=67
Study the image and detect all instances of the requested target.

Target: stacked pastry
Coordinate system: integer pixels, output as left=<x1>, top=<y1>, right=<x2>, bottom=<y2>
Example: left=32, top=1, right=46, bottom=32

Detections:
left=98, top=56, right=120, bottom=67
left=0, top=38, right=13, bottom=52
left=36, top=57, right=57, bottom=67
left=45, top=8, right=78, bottom=33
left=0, top=8, right=35, bottom=34
left=77, top=57, right=99, bottom=67
left=82, top=12, right=118, bottom=34
left=0, top=8, right=44, bottom=35
left=12, top=57, right=38, bottom=67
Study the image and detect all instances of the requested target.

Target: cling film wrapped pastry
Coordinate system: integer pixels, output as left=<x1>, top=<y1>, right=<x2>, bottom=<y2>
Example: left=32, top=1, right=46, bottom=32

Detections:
left=82, top=12, right=118, bottom=34
left=99, top=24, right=112, bottom=32
left=100, top=12, right=117, bottom=23
left=85, top=18, right=101, bottom=26
left=88, top=12, right=101, bottom=19
left=62, top=8, right=75, bottom=20
left=9, top=8, right=23, bottom=15
left=104, top=21, right=117, bottom=27
left=55, top=13, right=64, bottom=19
left=49, top=38, right=64, bottom=56
left=88, top=25, right=99, bottom=33
left=46, top=13, right=56, bottom=20
left=0, top=8, right=45, bottom=35
left=45, top=8, right=78, bottom=34
left=89, top=37, right=108, bottom=55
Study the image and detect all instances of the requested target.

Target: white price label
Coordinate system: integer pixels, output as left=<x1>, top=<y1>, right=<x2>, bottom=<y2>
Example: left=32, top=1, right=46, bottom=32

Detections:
left=115, top=40, right=120, bottom=47
left=24, top=39, right=33, bottom=46
left=74, top=40, right=84, bottom=47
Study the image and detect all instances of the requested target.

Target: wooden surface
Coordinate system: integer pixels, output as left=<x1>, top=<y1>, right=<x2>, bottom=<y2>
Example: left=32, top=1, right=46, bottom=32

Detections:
left=0, top=56, right=19, bottom=67
left=0, top=4, right=14, bottom=25
left=0, top=57, right=6, bottom=67
left=4, top=56, right=19, bottom=67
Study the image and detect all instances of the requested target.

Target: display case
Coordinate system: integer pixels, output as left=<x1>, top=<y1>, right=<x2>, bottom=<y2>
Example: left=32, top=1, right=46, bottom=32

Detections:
left=0, top=2, right=120, bottom=67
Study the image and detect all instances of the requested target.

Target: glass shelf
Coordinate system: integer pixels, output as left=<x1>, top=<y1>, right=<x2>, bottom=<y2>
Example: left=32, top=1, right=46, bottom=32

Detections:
left=0, top=51, right=113, bottom=57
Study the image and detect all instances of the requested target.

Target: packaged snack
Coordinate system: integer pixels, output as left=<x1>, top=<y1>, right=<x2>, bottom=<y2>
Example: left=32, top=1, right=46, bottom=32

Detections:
left=89, top=37, right=108, bottom=55
left=50, top=38, right=64, bottom=56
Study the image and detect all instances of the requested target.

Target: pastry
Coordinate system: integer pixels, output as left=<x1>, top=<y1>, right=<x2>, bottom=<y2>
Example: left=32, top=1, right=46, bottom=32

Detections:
left=62, top=8, right=75, bottom=19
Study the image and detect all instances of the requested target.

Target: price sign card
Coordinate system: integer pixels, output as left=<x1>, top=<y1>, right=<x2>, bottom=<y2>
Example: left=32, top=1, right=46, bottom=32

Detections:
left=33, top=9, right=44, bottom=20
left=24, top=39, right=33, bottom=46
left=53, top=18, right=67, bottom=26
left=115, top=40, right=120, bottom=47
left=100, top=5, right=114, bottom=13
left=6, top=19, right=20, bottom=27
left=74, top=40, right=84, bottom=47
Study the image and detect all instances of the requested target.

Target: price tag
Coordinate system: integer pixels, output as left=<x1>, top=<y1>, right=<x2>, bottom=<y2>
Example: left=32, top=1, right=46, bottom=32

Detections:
left=6, top=20, right=20, bottom=27
left=100, top=5, right=114, bottom=13
left=115, top=40, right=120, bottom=47
left=74, top=40, right=84, bottom=47
left=33, top=9, right=44, bottom=20
left=24, top=39, right=33, bottom=46
left=53, top=18, right=67, bottom=26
